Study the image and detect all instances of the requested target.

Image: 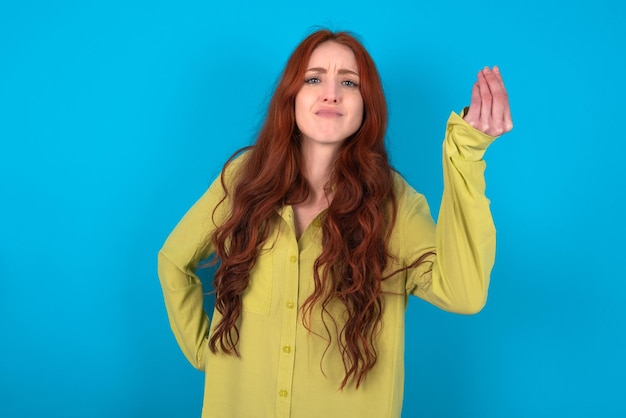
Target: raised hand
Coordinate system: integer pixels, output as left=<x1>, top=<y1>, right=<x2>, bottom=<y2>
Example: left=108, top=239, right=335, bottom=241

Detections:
left=464, top=66, right=513, bottom=137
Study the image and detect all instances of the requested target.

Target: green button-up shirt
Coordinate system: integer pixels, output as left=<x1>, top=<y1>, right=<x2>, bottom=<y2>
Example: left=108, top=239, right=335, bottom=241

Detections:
left=158, top=112, right=496, bottom=418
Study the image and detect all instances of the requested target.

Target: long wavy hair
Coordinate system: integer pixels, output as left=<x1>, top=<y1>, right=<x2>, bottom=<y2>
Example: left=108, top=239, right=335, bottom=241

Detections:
left=208, top=29, right=430, bottom=389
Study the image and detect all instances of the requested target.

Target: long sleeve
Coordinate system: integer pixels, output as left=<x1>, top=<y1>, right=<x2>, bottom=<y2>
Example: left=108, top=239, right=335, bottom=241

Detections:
left=403, top=111, right=497, bottom=314
left=157, top=163, right=237, bottom=370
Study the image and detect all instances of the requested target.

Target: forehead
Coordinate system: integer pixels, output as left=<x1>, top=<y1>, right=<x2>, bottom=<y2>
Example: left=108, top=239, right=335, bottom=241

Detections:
left=306, top=41, right=358, bottom=71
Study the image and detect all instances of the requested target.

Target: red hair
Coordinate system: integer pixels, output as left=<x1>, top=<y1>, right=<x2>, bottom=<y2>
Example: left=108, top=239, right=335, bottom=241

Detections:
left=208, top=29, right=428, bottom=388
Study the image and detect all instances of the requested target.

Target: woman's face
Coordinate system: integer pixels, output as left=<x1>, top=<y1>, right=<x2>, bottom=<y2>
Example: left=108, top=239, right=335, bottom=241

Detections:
left=295, top=41, right=364, bottom=148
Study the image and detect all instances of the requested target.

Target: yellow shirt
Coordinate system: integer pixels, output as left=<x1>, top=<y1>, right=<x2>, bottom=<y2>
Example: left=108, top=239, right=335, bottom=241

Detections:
left=158, top=112, right=496, bottom=418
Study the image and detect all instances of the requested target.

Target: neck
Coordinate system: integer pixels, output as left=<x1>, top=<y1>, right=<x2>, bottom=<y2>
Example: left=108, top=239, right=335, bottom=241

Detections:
left=300, top=141, right=339, bottom=203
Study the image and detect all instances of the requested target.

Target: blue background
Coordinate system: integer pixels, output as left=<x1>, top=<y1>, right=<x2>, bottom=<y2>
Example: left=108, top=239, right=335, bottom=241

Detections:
left=1, top=0, right=624, bottom=417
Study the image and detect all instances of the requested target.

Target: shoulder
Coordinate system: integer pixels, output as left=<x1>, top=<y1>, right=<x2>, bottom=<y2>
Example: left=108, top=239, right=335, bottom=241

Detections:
left=387, top=171, right=436, bottom=260
left=221, top=149, right=251, bottom=186
left=391, top=171, right=426, bottom=209
left=390, top=171, right=433, bottom=231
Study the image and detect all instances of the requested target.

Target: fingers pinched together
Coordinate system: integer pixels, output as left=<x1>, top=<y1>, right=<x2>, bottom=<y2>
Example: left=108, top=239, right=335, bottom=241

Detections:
left=464, top=66, right=513, bottom=137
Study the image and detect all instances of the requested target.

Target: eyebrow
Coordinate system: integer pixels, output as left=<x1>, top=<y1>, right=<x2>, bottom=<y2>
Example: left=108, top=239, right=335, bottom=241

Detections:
left=305, top=67, right=360, bottom=77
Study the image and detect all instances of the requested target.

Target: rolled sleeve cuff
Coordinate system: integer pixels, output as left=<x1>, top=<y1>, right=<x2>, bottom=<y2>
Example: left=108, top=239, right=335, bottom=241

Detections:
left=446, top=111, right=497, bottom=162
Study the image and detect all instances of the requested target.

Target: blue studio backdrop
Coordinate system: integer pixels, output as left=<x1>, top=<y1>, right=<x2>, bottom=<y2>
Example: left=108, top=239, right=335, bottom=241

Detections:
left=1, top=1, right=624, bottom=417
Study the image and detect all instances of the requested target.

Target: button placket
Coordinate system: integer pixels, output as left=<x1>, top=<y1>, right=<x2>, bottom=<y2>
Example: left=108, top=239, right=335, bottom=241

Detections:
left=276, top=243, right=300, bottom=417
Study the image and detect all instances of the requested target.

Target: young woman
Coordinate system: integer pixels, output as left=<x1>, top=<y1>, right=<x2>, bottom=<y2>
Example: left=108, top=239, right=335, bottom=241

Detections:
left=158, top=29, right=512, bottom=418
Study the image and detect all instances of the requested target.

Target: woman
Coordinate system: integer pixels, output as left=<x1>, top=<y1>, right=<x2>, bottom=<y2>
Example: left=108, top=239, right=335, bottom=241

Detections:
left=158, top=29, right=512, bottom=418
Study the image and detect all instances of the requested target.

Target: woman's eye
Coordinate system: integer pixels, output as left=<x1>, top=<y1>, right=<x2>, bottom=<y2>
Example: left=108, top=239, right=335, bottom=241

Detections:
left=343, top=80, right=359, bottom=88
left=305, top=77, right=321, bottom=84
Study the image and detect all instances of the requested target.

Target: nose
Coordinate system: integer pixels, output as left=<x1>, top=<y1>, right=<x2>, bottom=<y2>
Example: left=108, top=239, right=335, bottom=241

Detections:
left=322, top=81, right=338, bottom=103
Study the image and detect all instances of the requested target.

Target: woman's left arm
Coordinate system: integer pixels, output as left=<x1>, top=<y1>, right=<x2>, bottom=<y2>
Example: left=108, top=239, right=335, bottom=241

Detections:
left=405, top=66, right=512, bottom=313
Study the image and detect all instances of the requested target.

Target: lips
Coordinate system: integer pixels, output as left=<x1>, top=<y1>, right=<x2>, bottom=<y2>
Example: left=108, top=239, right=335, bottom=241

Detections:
left=315, top=108, right=343, bottom=117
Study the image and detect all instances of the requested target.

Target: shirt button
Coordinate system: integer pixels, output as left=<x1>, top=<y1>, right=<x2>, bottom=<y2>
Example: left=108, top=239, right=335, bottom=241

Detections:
left=290, top=255, right=297, bottom=263
left=312, top=219, right=321, bottom=228
left=282, top=345, right=291, bottom=353
left=286, top=300, right=295, bottom=309
left=279, top=389, right=288, bottom=398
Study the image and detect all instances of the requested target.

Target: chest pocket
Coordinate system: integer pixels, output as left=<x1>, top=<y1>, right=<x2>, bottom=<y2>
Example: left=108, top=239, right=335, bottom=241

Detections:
left=241, top=245, right=274, bottom=315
